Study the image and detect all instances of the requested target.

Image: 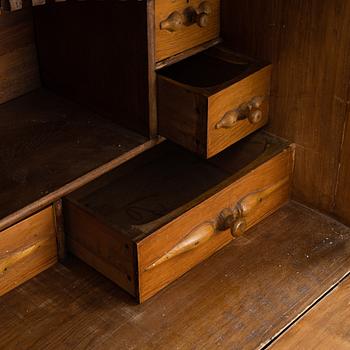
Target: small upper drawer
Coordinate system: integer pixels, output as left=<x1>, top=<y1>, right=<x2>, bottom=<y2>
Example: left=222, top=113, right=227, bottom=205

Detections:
left=64, top=132, right=293, bottom=302
left=157, top=45, right=272, bottom=158
left=154, top=0, right=220, bottom=62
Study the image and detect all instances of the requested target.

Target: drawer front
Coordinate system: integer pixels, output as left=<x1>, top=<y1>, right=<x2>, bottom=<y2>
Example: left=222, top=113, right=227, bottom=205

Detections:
left=0, top=207, right=57, bottom=296
left=155, top=0, right=220, bottom=62
left=137, top=147, right=293, bottom=302
left=208, top=65, right=272, bottom=157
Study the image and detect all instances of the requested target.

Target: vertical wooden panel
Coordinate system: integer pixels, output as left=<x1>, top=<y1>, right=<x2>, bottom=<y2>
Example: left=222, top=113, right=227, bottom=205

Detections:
left=0, top=7, right=40, bottom=104
left=221, top=0, right=350, bottom=214
left=334, top=110, right=350, bottom=225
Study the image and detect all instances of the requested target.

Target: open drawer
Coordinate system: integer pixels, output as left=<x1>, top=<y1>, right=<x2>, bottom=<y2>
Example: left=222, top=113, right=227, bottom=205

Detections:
left=64, top=132, right=293, bottom=303
left=157, top=45, right=272, bottom=158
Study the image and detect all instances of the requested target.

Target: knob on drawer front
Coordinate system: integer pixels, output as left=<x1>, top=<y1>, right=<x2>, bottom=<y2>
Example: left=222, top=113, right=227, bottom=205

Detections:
left=216, top=96, right=265, bottom=129
left=145, top=178, right=288, bottom=271
left=160, top=1, right=212, bottom=32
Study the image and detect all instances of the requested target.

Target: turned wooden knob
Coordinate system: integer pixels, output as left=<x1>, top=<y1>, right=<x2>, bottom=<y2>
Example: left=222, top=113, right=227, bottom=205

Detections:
left=197, top=12, right=209, bottom=27
left=215, top=110, right=240, bottom=129
left=248, top=108, right=263, bottom=124
left=231, top=218, right=247, bottom=238
left=197, top=1, right=211, bottom=27
left=215, top=96, right=265, bottom=129
left=160, top=11, right=183, bottom=32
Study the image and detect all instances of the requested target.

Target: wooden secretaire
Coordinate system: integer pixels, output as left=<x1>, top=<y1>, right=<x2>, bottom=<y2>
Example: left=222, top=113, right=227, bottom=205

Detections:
left=0, top=0, right=293, bottom=302
left=1, top=0, right=350, bottom=318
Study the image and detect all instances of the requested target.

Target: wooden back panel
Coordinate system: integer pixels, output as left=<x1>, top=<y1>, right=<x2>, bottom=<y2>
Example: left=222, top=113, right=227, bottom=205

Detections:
left=33, top=1, right=150, bottom=136
left=0, top=8, right=40, bottom=104
left=221, top=0, right=350, bottom=223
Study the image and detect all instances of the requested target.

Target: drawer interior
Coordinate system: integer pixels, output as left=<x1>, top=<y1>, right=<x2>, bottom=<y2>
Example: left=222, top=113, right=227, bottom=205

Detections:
left=158, top=45, right=267, bottom=92
left=67, top=131, right=290, bottom=240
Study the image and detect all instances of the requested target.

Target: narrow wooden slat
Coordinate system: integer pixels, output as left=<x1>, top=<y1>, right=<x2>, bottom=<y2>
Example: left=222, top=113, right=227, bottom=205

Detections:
left=271, top=275, right=350, bottom=349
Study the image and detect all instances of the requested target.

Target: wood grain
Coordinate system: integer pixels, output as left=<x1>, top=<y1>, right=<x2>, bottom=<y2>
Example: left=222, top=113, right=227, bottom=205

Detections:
left=0, top=207, right=57, bottom=296
left=0, top=88, right=152, bottom=232
left=155, top=0, right=220, bottom=62
left=0, top=202, right=350, bottom=349
left=334, top=111, right=350, bottom=225
left=208, top=64, right=271, bottom=157
left=137, top=146, right=293, bottom=302
left=0, top=7, right=40, bottom=103
left=158, top=46, right=271, bottom=157
left=221, top=0, right=350, bottom=216
left=271, top=276, right=350, bottom=350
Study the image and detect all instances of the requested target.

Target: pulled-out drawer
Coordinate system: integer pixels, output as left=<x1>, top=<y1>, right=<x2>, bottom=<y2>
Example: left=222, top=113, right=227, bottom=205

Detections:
left=157, top=45, right=272, bottom=158
left=64, top=132, right=293, bottom=303
left=154, top=0, right=220, bottom=62
left=0, top=207, right=57, bottom=296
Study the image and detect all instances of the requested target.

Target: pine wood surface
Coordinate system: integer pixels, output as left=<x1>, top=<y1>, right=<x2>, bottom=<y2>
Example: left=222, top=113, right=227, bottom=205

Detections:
left=0, top=6, right=40, bottom=104
left=154, top=0, right=220, bottom=62
left=1, top=202, right=349, bottom=349
left=271, top=276, right=350, bottom=350
left=221, top=0, right=350, bottom=224
left=0, top=207, right=57, bottom=297
left=0, top=88, right=149, bottom=231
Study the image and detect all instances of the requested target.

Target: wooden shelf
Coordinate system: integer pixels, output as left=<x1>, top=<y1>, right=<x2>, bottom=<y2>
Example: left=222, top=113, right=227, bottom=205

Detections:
left=0, top=88, right=158, bottom=230
left=0, top=202, right=349, bottom=349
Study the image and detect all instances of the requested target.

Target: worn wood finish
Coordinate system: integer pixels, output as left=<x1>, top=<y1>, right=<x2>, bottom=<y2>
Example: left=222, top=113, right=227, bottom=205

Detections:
left=155, top=0, right=220, bottom=62
left=221, top=0, right=350, bottom=217
left=0, top=7, right=39, bottom=104
left=1, top=202, right=350, bottom=349
left=0, top=88, right=151, bottom=232
left=0, top=207, right=57, bottom=296
left=65, top=132, right=292, bottom=302
left=33, top=1, right=150, bottom=136
left=272, top=276, right=350, bottom=350
left=158, top=45, right=271, bottom=157
left=138, top=147, right=292, bottom=301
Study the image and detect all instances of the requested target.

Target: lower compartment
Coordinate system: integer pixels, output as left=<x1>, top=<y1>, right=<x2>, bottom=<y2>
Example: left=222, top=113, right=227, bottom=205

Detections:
left=1, top=202, right=349, bottom=349
left=64, top=131, right=294, bottom=302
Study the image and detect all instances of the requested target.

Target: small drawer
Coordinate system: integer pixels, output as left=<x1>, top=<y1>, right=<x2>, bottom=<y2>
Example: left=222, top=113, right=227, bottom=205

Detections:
left=154, top=0, right=220, bottom=62
left=0, top=207, right=57, bottom=296
left=64, top=132, right=293, bottom=303
left=157, top=45, right=272, bottom=158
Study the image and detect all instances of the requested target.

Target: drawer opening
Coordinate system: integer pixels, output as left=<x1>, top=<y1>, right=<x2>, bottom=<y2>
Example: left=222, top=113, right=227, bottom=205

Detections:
left=157, top=45, right=266, bottom=92
left=64, top=130, right=293, bottom=301
left=66, top=131, right=289, bottom=240
left=158, top=50, right=249, bottom=88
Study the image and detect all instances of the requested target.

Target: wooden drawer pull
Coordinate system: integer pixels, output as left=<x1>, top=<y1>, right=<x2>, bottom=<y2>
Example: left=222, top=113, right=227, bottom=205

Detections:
left=160, top=2, right=211, bottom=32
left=145, top=222, right=216, bottom=271
left=218, top=177, right=289, bottom=237
left=160, top=11, right=183, bottom=32
left=145, top=178, right=288, bottom=271
left=216, top=96, right=265, bottom=129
